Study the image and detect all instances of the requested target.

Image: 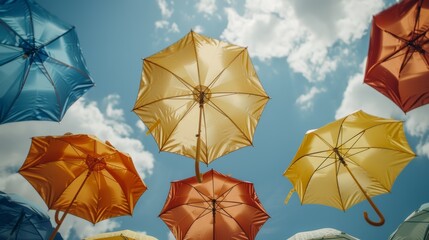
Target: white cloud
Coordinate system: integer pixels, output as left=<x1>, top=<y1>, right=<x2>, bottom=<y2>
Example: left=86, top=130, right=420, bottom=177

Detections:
left=170, top=22, right=180, bottom=33
left=221, top=0, right=384, bottom=81
left=0, top=95, right=155, bottom=239
left=136, top=120, right=146, bottom=133
left=157, top=0, right=173, bottom=19
left=405, top=106, right=429, bottom=137
left=296, top=86, right=326, bottom=110
left=336, top=59, right=429, bottom=159
left=155, top=20, right=169, bottom=29
left=154, top=0, right=179, bottom=34
left=196, top=0, right=217, bottom=17
left=193, top=25, right=204, bottom=33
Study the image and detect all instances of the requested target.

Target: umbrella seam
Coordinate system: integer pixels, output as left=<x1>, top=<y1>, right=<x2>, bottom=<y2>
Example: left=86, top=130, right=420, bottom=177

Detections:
left=206, top=100, right=253, bottom=145
left=143, top=59, right=195, bottom=92
left=206, top=48, right=247, bottom=91
left=2, top=60, right=32, bottom=122
left=190, top=30, right=202, bottom=87
left=160, top=100, right=198, bottom=151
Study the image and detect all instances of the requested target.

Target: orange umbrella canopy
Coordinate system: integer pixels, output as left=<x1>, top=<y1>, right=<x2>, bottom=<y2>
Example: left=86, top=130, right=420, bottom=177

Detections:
left=133, top=31, right=269, bottom=180
left=19, top=133, right=147, bottom=225
left=159, top=169, right=269, bottom=240
left=364, top=0, right=429, bottom=113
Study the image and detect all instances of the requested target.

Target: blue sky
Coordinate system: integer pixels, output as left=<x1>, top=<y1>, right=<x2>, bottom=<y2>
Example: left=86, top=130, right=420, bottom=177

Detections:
left=1, top=0, right=429, bottom=239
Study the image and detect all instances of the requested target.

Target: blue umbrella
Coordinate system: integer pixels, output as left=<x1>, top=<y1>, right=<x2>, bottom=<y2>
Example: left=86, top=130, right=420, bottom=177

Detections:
left=0, top=0, right=94, bottom=124
left=0, top=191, right=63, bottom=240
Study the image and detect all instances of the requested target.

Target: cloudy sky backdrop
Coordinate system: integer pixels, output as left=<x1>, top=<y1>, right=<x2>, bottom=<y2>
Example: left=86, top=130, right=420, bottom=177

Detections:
left=1, top=0, right=429, bottom=239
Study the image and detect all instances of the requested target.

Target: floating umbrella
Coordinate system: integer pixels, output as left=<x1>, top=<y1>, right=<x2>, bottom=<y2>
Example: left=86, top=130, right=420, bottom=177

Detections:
left=364, top=0, right=429, bottom=113
left=159, top=169, right=269, bottom=240
left=287, top=228, right=359, bottom=240
left=18, top=133, right=147, bottom=240
left=0, top=0, right=94, bottom=124
left=389, top=202, right=429, bottom=239
left=284, top=110, right=415, bottom=226
left=0, top=191, right=63, bottom=240
left=84, top=229, right=158, bottom=240
left=133, top=30, right=269, bottom=182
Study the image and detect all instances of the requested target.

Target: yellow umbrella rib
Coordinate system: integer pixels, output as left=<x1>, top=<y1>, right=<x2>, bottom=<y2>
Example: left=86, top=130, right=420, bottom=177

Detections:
left=206, top=48, right=248, bottom=90
left=160, top=101, right=198, bottom=151
left=144, top=59, right=195, bottom=92
left=210, top=91, right=269, bottom=99
left=337, top=120, right=400, bottom=149
left=287, top=149, right=335, bottom=168
left=206, top=100, right=253, bottom=145
left=133, top=93, right=195, bottom=109
left=190, top=31, right=203, bottom=87
left=301, top=151, right=336, bottom=204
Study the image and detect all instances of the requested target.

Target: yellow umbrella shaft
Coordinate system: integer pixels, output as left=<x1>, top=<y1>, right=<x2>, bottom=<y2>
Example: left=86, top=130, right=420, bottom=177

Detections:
left=195, top=103, right=203, bottom=183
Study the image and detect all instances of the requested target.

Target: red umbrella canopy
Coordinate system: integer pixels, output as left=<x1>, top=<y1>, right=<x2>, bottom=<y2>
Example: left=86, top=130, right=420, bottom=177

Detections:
left=159, top=169, right=269, bottom=240
left=364, top=0, right=429, bottom=113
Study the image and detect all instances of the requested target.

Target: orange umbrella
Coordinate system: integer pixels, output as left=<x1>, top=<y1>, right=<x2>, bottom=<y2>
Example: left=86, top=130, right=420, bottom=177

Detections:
left=159, top=169, right=269, bottom=240
left=364, top=0, right=429, bottom=113
left=19, top=133, right=147, bottom=240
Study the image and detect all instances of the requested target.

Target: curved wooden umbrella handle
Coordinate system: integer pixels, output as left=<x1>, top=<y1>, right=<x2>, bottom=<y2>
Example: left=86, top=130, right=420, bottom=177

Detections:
left=342, top=162, right=385, bottom=226
left=363, top=196, right=385, bottom=226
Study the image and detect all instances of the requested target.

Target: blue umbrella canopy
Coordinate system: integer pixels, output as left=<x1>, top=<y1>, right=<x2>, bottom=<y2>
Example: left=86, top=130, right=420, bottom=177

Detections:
left=0, top=191, right=63, bottom=240
left=0, top=0, right=94, bottom=124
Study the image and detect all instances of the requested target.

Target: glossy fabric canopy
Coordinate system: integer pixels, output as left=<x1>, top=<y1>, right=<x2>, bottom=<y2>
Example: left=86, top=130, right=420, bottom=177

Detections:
left=287, top=228, right=359, bottom=240
left=389, top=203, right=429, bottom=239
left=284, top=110, right=415, bottom=225
left=19, top=134, right=146, bottom=224
left=159, top=169, right=269, bottom=240
left=0, top=191, right=63, bottom=240
left=133, top=31, right=269, bottom=166
left=364, top=0, right=429, bottom=113
left=84, top=229, right=158, bottom=240
left=0, top=0, right=94, bottom=124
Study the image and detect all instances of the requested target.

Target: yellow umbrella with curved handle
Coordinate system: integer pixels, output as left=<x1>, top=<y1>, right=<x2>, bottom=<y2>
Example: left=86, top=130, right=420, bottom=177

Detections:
left=284, top=110, right=416, bottom=226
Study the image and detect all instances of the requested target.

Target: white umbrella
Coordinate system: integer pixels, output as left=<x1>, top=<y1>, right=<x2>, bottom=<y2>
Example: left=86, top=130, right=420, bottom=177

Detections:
left=389, top=203, right=429, bottom=240
left=288, top=228, right=359, bottom=240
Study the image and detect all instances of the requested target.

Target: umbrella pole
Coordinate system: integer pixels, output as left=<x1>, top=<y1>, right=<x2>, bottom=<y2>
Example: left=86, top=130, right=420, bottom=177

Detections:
left=49, top=171, right=92, bottom=240
left=195, top=102, right=204, bottom=183
left=212, top=199, right=216, bottom=240
left=342, top=163, right=385, bottom=226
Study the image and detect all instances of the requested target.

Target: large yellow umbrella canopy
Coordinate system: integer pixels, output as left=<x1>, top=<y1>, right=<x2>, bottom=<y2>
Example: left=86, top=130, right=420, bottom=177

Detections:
left=19, top=133, right=147, bottom=239
left=133, top=30, right=269, bottom=180
left=284, top=110, right=415, bottom=226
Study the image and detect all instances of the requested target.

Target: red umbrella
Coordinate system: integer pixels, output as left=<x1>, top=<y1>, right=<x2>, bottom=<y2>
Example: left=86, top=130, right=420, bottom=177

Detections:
left=364, top=0, right=429, bottom=113
left=159, top=169, right=269, bottom=240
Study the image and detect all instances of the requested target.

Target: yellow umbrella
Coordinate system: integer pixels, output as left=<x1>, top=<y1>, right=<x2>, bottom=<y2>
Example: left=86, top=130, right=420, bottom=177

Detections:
left=19, top=133, right=147, bottom=239
left=284, top=110, right=415, bottom=226
left=133, top=30, right=269, bottom=181
left=84, top=229, right=158, bottom=240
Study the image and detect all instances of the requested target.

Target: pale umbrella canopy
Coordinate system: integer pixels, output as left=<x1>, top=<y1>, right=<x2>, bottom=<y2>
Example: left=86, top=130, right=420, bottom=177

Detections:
left=389, top=203, right=429, bottom=240
left=84, top=229, right=158, bottom=240
left=288, top=228, right=359, bottom=240
left=133, top=30, right=269, bottom=181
